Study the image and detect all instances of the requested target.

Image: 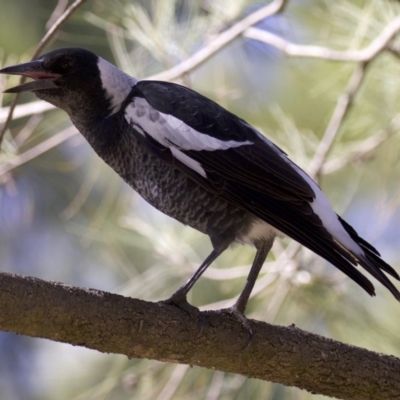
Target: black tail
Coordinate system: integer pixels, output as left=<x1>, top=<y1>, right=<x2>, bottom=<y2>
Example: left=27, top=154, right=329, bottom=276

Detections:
left=338, top=216, right=400, bottom=301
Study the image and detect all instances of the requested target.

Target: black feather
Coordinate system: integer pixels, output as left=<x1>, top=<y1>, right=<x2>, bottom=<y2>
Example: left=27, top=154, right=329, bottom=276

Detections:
left=129, top=80, right=399, bottom=299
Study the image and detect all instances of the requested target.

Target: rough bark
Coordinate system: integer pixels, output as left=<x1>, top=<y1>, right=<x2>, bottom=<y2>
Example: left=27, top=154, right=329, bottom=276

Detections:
left=0, top=272, right=399, bottom=399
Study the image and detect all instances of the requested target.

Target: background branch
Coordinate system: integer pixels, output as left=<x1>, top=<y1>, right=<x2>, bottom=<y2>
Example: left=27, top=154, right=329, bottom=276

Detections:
left=244, top=15, right=400, bottom=61
left=0, top=272, right=399, bottom=400
left=0, top=100, right=53, bottom=124
left=3, top=9, right=400, bottom=126
left=308, top=63, right=368, bottom=180
left=0, top=0, right=87, bottom=145
left=150, top=0, right=287, bottom=81
left=321, top=112, right=400, bottom=174
left=0, top=126, right=77, bottom=176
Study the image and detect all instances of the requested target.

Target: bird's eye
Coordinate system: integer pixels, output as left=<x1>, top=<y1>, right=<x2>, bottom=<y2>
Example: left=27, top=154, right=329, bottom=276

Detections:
left=59, top=58, right=74, bottom=72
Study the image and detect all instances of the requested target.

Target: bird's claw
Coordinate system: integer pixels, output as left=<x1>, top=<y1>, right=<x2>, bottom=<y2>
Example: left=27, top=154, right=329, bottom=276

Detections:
left=217, top=306, right=254, bottom=349
left=159, top=293, right=205, bottom=334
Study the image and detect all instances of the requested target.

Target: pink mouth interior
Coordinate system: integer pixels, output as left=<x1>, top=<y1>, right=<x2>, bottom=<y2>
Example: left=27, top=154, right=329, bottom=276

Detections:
left=25, top=72, right=58, bottom=80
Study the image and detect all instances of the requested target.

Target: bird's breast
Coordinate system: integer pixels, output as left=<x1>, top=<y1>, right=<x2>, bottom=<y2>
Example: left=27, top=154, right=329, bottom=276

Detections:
left=76, top=118, right=267, bottom=247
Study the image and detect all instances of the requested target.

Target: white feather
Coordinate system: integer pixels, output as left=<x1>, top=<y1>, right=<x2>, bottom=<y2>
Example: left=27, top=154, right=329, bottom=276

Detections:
left=237, top=219, right=282, bottom=246
left=125, top=97, right=253, bottom=151
left=170, top=147, right=207, bottom=178
left=170, top=148, right=207, bottom=177
left=287, top=160, right=362, bottom=255
left=125, top=103, right=146, bottom=135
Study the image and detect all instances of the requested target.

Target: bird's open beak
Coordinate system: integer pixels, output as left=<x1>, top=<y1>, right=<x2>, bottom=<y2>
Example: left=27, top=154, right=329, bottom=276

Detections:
left=0, top=60, right=60, bottom=93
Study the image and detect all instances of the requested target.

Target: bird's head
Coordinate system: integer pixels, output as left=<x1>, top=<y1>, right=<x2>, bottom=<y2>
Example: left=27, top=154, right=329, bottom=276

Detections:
left=0, top=48, right=136, bottom=119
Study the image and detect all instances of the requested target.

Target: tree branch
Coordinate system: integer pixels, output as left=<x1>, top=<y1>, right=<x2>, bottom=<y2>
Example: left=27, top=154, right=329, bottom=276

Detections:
left=0, top=272, right=399, bottom=400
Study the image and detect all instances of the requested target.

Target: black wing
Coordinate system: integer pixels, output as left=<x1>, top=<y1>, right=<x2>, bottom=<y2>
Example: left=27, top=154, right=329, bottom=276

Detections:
left=125, top=80, right=400, bottom=299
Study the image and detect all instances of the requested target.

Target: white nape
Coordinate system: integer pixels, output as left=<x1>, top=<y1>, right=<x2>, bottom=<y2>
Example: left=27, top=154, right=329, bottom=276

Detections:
left=97, top=58, right=137, bottom=115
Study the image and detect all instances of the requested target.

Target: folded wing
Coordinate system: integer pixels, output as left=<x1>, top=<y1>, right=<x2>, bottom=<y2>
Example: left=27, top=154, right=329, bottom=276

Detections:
left=123, top=80, right=400, bottom=299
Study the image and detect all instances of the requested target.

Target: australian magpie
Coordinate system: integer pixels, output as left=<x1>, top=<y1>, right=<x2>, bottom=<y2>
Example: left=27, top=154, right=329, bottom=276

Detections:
left=1, top=48, right=399, bottom=328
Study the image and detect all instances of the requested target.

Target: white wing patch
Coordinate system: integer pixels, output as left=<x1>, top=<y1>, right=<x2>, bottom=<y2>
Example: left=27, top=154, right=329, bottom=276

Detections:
left=125, top=97, right=253, bottom=151
left=125, top=96, right=253, bottom=178
left=170, top=147, right=206, bottom=177
left=97, top=58, right=137, bottom=115
left=160, top=113, right=253, bottom=151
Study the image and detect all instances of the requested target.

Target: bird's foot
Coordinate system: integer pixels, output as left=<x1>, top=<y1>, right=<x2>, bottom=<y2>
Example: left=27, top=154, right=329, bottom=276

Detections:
left=217, top=305, right=254, bottom=349
left=160, top=292, right=200, bottom=318
left=159, top=292, right=204, bottom=333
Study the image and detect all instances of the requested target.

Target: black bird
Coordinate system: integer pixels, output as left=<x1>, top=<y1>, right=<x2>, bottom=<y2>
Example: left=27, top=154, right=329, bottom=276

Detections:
left=1, top=48, right=399, bottom=327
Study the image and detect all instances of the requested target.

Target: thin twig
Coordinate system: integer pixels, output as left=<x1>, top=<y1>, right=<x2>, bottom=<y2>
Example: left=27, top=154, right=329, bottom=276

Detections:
left=322, top=131, right=388, bottom=174
left=46, top=0, right=69, bottom=30
left=244, top=15, right=400, bottom=62
left=3, top=6, right=400, bottom=125
left=0, top=0, right=283, bottom=138
left=0, top=101, right=53, bottom=124
left=307, top=63, right=368, bottom=181
left=30, top=0, right=89, bottom=67
left=243, top=14, right=400, bottom=179
left=150, top=0, right=287, bottom=81
left=13, top=113, right=43, bottom=146
left=0, top=127, right=77, bottom=176
left=0, top=0, right=87, bottom=146
left=322, top=113, right=400, bottom=174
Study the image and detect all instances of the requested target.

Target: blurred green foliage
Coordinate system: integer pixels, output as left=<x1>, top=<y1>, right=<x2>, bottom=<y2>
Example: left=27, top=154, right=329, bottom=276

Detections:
left=1, top=0, right=400, bottom=399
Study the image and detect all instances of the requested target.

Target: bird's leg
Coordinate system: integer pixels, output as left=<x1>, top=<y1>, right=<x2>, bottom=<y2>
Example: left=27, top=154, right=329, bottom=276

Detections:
left=227, top=239, right=273, bottom=340
left=161, top=247, right=226, bottom=318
